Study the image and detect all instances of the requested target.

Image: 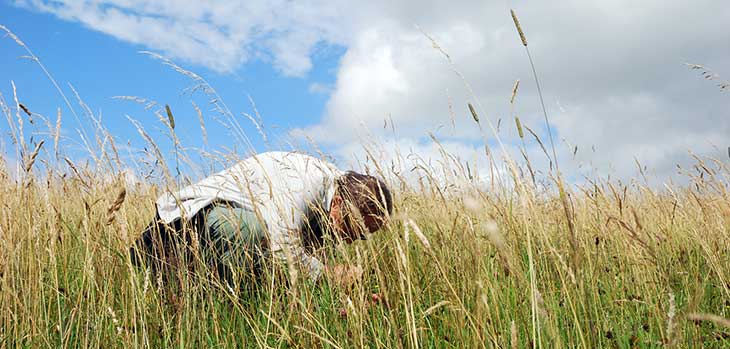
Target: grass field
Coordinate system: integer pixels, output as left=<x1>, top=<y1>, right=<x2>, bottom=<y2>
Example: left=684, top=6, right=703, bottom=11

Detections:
left=3, top=128, right=730, bottom=348
left=2, top=18, right=730, bottom=349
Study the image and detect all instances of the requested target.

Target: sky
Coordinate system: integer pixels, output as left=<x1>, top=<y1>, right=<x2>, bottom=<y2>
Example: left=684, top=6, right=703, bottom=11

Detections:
left=1, top=0, right=729, bottom=185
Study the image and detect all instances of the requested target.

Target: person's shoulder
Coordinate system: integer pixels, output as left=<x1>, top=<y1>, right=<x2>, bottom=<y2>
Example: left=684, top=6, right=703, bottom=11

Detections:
left=248, top=151, right=333, bottom=166
left=260, top=152, right=344, bottom=179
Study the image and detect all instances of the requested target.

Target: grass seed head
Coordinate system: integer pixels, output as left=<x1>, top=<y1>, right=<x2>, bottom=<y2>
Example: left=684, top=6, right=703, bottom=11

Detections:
left=24, top=140, right=44, bottom=172
left=165, top=104, right=175, bottom=129
left=106, top=187, right=126, bottom=225
left=19, top=103, right=31, bottom=116
left=510, top=80, right=520, bottom=104
left=510, top=9, right=528, bottom=47
left=468, top=103, right=480, bottom=123
left=515, top=117, right=524, bottom=139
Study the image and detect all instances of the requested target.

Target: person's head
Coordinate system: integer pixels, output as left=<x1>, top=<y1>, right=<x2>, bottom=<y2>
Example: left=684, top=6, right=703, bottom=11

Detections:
left=329, top=171, right=393, bottom=242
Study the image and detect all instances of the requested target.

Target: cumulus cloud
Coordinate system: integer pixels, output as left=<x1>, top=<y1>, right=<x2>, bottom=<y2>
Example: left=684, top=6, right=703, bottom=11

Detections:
left=15, top=0, right=730, bottom=182
left=15, top=0, right=355, bottom=75
left=296, top=0, right=730, bottom=181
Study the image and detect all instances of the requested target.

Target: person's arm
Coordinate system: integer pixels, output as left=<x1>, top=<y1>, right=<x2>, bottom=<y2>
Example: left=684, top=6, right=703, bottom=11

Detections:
left=266, top=154, right=348, bottom=283
left=289, top=242, right=325, bottom=282
left=268, top=224, right=326, bottom=283
left=272, top=228, right=363, bottom=286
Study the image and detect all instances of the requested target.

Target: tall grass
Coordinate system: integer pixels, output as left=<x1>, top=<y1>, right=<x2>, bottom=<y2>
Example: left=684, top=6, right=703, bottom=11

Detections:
left=3, top=144, right=730, bottom=347
left=2, top=19, right=730, bottom=349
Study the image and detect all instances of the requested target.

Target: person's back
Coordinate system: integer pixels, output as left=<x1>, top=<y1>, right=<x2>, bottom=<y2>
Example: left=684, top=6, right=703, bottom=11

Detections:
left=156, top=151, right=342, bottom=230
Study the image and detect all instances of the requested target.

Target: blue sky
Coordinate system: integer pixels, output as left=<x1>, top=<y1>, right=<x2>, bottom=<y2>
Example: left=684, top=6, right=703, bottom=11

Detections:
left=0, top=1, right=344, bottom=173
left=1, top=0, right=729, bottom=184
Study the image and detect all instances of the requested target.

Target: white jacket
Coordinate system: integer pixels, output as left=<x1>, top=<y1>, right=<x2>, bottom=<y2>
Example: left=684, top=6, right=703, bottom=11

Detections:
left=156, top=151, right=343, bottom=281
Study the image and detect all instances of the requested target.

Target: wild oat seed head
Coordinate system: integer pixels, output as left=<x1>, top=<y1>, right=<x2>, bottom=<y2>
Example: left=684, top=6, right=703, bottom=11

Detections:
left=510, top=80, right=520, bottom=104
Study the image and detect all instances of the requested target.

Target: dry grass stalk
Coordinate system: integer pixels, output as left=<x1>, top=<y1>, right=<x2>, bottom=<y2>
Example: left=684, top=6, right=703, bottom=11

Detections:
left=480, top=220, right=515, bottom=275
left=666, top=291, right=677, bottom=346
left=687, top=313, right=730, bottom=328
left=557, top=182, right=580, bottom=270
left=54, top=107, right=61, bottom=158
left=106, top=187, right=126, bottom=225
left=12, top=81, right=26, bottom=155
left=246, top=95, right=268, bottom=143
left=142, top=51, right=256, bottom=152
left=447, top=88, right=456, bottom=129
left=104, top=131, right=123, bottom=168
left=64, top=157, right=90, bottom=188
left=416, top=25, right=452, bottom=63
left=524, top=125, right=551, bottom=166
left=423, top=300, right=451, bottom=317
left=686, top=63, right=729, bottom=91
left=511, top=320, right=518, bottom=349
left=405, top=218, right=430, bottom=249
left=1, top=24, right=81, bottom=126
left=607, top=216, right=658, bottom=262
left=126, top=115, right=172, bottom=182
left=24, top=140, right=44, bottom=172
left=243, top=112, right=267, bottom=143
left=191, top=100, right=207, bottom=145
left=510, top=8, right=560, bottom=173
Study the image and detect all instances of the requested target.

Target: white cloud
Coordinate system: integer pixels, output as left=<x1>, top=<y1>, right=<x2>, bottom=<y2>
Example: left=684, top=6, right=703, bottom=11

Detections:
left=294, top=0, right=730, bottom=181
left=308, top=82, right=332, bottom=95
left=16, top=0, right=356, bottom=75
left=14, top=0, right=730, bottom=182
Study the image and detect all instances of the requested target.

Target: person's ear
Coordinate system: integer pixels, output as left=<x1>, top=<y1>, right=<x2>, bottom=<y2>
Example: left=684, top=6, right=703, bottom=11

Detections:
left=329, top=193, right=344, bottom=227
left=330, top=192, right=343, bottom=211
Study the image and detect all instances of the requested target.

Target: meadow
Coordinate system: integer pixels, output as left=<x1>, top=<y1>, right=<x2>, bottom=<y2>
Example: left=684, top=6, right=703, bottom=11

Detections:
left=2, top=15, right=730, bottom=348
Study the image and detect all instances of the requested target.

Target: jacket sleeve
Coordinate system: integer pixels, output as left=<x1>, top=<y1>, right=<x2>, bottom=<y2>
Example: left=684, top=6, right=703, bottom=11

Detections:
left=262, top=156, right=338, bottom=283
left=268, top=224, right=325, bottom=282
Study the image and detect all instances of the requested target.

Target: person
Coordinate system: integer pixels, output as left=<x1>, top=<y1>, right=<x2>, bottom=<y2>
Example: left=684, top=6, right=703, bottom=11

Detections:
left=130, top=151, right=393, bottom=288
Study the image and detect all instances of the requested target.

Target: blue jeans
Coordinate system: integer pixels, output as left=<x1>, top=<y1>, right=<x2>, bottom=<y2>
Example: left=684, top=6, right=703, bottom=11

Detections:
left=203, top=203, right=268, bottom=282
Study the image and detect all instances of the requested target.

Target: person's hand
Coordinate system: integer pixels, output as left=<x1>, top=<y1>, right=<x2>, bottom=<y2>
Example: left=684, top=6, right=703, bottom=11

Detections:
left=326, top=264, right=363, bottom=288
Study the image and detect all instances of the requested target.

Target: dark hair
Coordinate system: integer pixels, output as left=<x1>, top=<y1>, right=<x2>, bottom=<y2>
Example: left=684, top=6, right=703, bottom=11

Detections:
left=337, top=171, right=393, bottom=221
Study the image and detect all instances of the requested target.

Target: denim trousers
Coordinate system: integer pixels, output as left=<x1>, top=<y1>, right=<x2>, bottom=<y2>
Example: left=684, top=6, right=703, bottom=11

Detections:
left=202, top=203, right=268, bottom=282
